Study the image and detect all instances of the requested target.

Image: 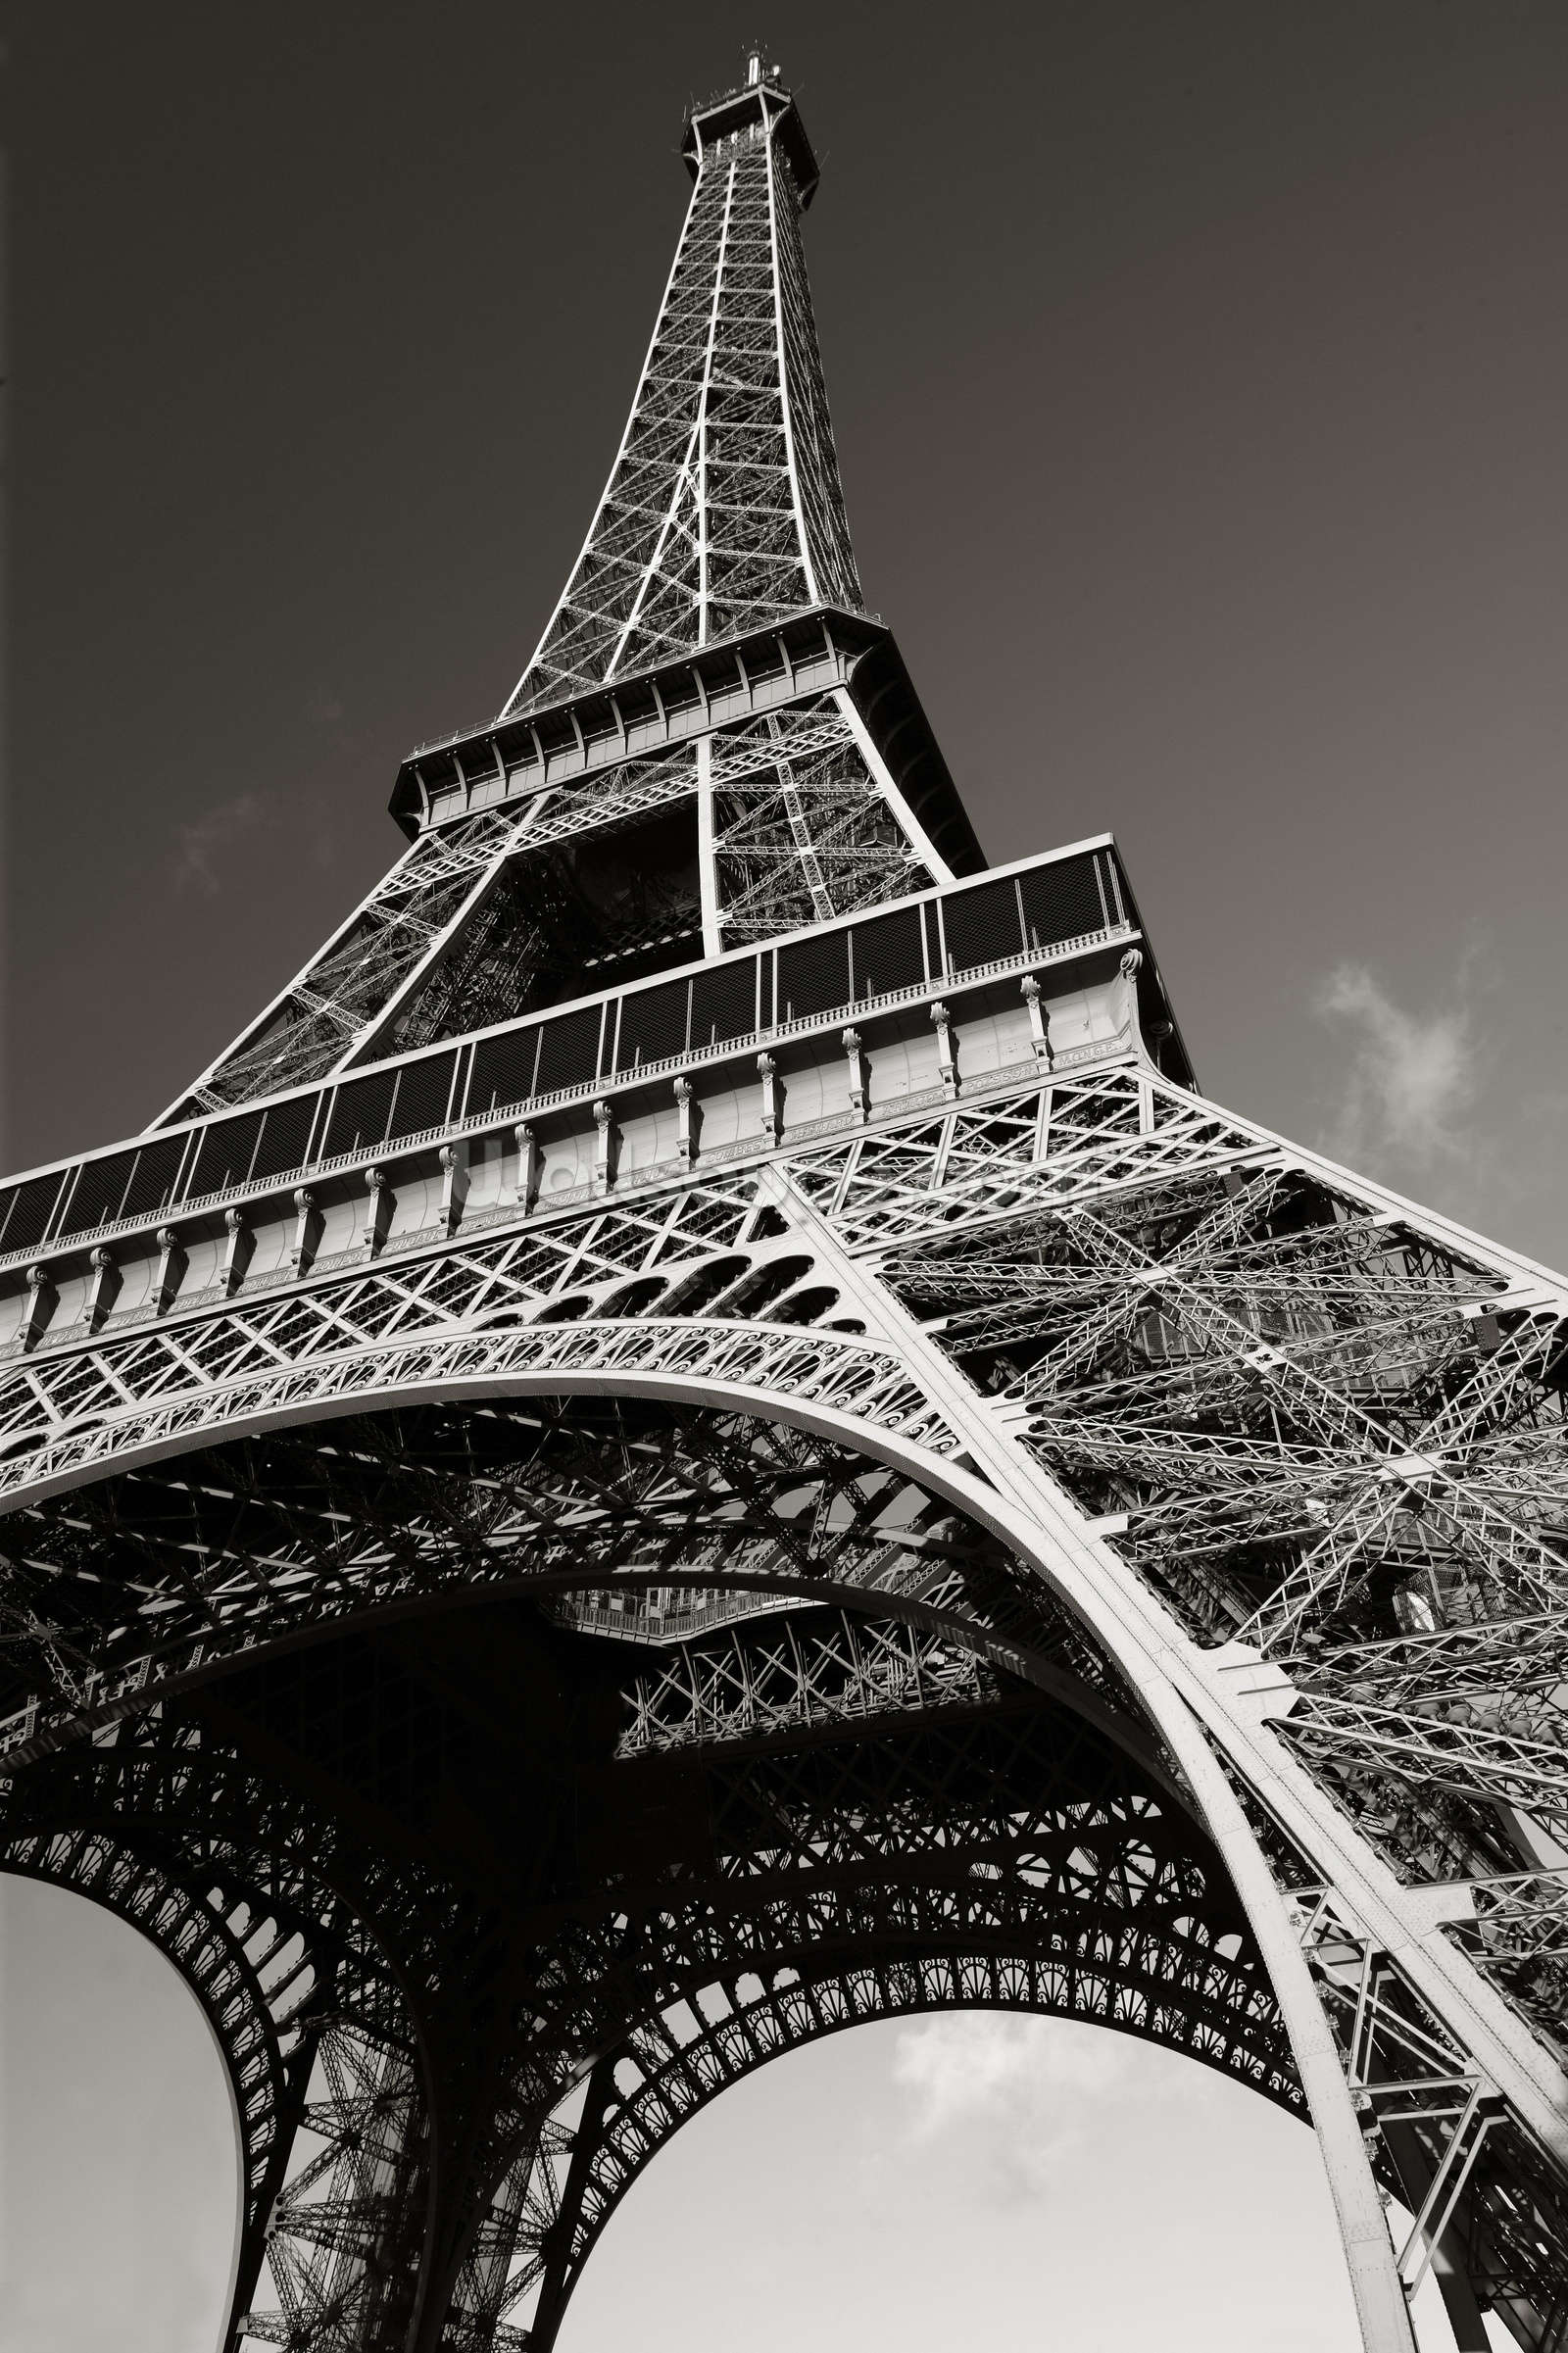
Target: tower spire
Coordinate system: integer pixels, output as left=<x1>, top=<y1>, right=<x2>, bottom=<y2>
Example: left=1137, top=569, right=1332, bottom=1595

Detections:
left=503, top=66, right=862, bottom=717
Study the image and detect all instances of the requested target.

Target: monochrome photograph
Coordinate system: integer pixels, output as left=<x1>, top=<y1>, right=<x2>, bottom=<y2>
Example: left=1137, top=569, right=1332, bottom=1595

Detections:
left=4, top=8, right=1568, bottom=2349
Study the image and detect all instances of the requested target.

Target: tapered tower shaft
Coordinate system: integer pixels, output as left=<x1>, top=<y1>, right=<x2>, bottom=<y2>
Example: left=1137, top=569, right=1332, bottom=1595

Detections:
left=507, top=59, right=862, bottom=711
left=148, top=62, right=980, bottom=1127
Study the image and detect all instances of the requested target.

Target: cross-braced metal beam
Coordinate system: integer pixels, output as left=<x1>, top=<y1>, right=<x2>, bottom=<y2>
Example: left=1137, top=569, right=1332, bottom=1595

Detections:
left=7, top=48, right=1568, bottom=2353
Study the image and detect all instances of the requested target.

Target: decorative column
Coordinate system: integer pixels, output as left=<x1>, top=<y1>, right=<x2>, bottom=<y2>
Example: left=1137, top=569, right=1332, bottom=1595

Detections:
left=757, top=1053, right=780, bottom=1144
left=930, top=1001, right=957, bottom=1099
left=511, top=1123, right=540, bottom=1213
left=841, top=1027, right=868, bottom=1122
left=1117, top=947, right=1144, bottom=1032
left=673, top=1077, right=697, bottom=1165
left=20, top=1264, right=54, bottom=1350
left=221, top=1207, right=251, bottom=1296
left=1118, top=950, right=1152, bottom=1131
left=290, top=1188, right=318, bottom=1275
left=362, top=1169, right=390, bottom=1259
left=84, top=1247, right=120, bottom=1332
left=439, top=1142, right=469, bottom=1235
left=592, top=1102, right=615, bottom=1196
left=151, top=1226, right=183, bottom=1316
left=1020, top=973, right=1051, bottom=1064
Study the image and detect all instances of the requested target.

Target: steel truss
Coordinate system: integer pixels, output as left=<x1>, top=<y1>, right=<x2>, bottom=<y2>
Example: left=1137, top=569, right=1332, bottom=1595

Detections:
left=4, top=1048, right=1568, bottom=2344
left=155, top=66, right=945, bottom=1124
left=1, top=1556, right=1297, bottom=2351
left=172, top=692, right=936, bottom=1120
left=501, top=75, right=859, bottom=717
left=177, top=735, right=753, bottom=1111
left=9, top=48, right=1568, bottom=2353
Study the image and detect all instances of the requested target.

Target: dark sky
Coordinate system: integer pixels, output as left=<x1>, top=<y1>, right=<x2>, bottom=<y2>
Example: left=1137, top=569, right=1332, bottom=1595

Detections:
left=8, top=1, right=1568, bottom=1262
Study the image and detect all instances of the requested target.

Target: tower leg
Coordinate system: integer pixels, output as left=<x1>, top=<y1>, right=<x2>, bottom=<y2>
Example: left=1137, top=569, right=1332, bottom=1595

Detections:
left=527, top=2053, right=619, bottom=2353
left=1171, top=1691, right=1418, bottom=2352
left=778, top=1171, right=1420, bottom=2347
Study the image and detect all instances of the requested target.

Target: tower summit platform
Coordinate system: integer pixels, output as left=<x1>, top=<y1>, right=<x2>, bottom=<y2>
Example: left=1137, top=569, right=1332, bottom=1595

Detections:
left=683, top=54, right=821, bottom=204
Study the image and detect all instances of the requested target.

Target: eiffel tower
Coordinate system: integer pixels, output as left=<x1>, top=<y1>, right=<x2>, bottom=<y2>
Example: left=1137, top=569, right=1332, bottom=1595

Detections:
left=3, top=55, right=1566, bottom=2353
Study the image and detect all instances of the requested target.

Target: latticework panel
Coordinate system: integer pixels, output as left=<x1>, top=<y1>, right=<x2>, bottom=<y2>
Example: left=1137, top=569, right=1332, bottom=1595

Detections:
left=0, top=1389, right=973, bottom=1746
left=710, top=694, right=932, bottom=940
left=494, top=1693, right=1294, bottom=2348
left=0, top=1476, right=1299, bottom=2353
left=857, top=1085, right=1568, bottom=2047
left=6, top=1036, right=1568, bottom=2345
left=501, top=93, right=861, bottom=717
left=164, top=677, right=943, bottom=1122
left=167, top=747, right=707, bottom=1119
left=0, top=1711, right=433, bottom=2351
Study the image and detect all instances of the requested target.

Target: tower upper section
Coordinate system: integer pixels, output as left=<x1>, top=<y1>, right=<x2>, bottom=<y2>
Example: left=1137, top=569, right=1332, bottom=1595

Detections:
left=124, top=57, right=1000, bottom=1125
left=502, top=60, right=864, bottom=716
left=0, top=58, right=1195, bottom=1274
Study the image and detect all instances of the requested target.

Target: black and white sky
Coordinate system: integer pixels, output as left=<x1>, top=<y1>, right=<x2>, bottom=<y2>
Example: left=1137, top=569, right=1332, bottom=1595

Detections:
left=8, top=1, right=1568, bottom=1259
left=4, top=5, right=1568, bottom=2348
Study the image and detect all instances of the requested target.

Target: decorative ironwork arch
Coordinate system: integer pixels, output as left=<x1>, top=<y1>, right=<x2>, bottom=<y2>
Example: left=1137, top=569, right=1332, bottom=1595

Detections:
left=514, top=1961, right=1297, bottom=2352
left=8, top=1322, right=1568, bottom=2344
left=1, top=1381, right=1317, bottom=2352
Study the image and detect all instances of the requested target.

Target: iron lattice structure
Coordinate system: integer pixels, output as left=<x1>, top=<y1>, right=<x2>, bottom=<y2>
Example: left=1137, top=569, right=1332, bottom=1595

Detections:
left=4, top=56, right=1568, bottom=2353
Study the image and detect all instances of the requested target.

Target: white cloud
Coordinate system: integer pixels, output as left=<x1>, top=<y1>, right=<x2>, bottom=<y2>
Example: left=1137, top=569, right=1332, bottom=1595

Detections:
left=1315, top=961, right=1476, bottom=1170
left=887, top=2014, right=1152, bottom=2200
left=894, top=2011, right=1132, bottom=2128
left=171, top=791, right=270, bottom=894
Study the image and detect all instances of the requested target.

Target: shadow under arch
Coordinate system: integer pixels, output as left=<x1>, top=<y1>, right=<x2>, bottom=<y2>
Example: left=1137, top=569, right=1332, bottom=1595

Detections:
left=506, top=1834, right=1303, bottom=2347
left=0, top=1320, right=1228, bottom=1784
left=0, top=1362, right=1391, bottom=2349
